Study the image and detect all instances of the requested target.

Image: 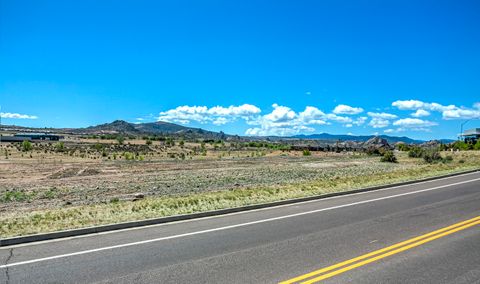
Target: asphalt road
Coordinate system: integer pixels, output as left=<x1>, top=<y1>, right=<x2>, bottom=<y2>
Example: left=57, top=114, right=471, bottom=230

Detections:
left=1, top=171, right=480, bottom=284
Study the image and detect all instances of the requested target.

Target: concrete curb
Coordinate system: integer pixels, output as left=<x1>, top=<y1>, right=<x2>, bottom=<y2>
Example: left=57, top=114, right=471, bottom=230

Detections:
left=2, top=169, right=479, bottom=247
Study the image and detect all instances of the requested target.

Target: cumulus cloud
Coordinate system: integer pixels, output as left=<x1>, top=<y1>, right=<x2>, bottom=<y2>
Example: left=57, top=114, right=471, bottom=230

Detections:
left=0, top=112, right=38, bottom=119
left=157, top=104, right=261, bottom=125
left=442, top=108, right=480, bottom=120
left=369, top=118, right=390, bottom=128
left=245, top=104, right=328, bottom=136
left=367, top=112, right=398, bottom=119
left=411, top=109, right=430, bottom=117
left=393, top=118, right=438, bottom=128
left=264, top=104, right=296, bottom=122
left=392, top=100, right=456, bottom=112
left=333, top=104, right=364, bottom=115
left=353, top=116, right=368, bottom=126
left=392, top=99, right=480, bottom=120
left=384, top=129, right=395, bottom=133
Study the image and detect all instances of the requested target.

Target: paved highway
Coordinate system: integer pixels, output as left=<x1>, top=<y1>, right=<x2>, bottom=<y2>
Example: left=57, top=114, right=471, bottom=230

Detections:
left=1, top=171, right=480, bottom=283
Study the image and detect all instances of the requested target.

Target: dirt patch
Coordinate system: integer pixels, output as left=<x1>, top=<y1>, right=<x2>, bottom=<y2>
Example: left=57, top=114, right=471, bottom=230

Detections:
left=48, top=167, right=101, bottom=179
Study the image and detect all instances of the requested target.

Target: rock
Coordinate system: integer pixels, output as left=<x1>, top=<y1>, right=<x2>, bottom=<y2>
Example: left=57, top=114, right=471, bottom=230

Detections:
left=363, top=136, right=391, bottom=149
left=133, top=193, right=145, bottom=201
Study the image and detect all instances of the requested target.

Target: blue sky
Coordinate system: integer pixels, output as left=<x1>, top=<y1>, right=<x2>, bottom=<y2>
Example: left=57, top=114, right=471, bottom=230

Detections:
left=1, top=0, right=479, bottom=140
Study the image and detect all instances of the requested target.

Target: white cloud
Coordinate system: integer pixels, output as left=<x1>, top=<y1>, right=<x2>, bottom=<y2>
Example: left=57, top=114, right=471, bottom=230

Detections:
left=297, top=106, right=327, bottom=125
left=367, top=112, right=398, bottom=119
left=392, top=100, right=456, bottom=112
left=0, top=112, right=38, bottom=119
left=393, top=118, right=438, bottom=128
left=212, top=117, right=229, bottom=125
left=366, top=112, right=397, bottom=129
left=392, top=99, right=480, bottom=120
left=442, top=108, right=480, bottom=120
left=392, top=100, right=425, bottom=110
left=157, top=104, right=261, bottom=125
left=246, top=104, right=324, bottom=136
left=354, top=117, right=368, bottom=126
left=411, top=109, right=430, bottom=117
left=264, top=104, right=296, bottom=122
left=325, top=113, right=353, bottom=123
left=369, top=118, right=390, bottom=128
left=384, top=129, right=395, bottom=133
left=333, top=104, right=364, bottom=115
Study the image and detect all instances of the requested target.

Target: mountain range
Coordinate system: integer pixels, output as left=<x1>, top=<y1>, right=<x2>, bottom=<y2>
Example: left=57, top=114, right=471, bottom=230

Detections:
left=2, top=120, right=455, bottom=144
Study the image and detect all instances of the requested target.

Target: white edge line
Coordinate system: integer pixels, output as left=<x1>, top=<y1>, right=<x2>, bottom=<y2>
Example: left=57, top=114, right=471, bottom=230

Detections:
left=1, top=170, right=479, bottom=249
left=1, top=176, right=479, bottom=269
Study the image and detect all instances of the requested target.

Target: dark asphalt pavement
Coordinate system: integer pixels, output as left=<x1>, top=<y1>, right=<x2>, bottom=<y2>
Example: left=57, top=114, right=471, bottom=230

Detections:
left=1, top=171, right=479, bottom=284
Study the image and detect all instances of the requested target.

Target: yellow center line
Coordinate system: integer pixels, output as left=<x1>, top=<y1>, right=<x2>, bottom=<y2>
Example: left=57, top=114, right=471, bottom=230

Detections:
left=280, top=216, right=480, bottom=284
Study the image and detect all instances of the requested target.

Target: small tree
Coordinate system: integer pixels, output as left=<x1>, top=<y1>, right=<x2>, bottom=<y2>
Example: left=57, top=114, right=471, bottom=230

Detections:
left=116, top=136, right=125, bottom=145
left=145, top=139, right=152, bottom=145
left=22, top=140, right=33, bottom=152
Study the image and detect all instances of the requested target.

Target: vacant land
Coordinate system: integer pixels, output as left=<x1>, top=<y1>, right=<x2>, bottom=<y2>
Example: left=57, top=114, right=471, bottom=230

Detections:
left=1, top=139, right=479, bottom=237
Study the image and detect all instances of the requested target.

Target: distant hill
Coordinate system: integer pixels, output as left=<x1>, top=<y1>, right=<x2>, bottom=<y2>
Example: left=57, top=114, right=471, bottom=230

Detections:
left=291, top=133, right=425, bottom=144
left=2, top=120, right=455, bottom=144
left=73, top=120, right=230, bottom=140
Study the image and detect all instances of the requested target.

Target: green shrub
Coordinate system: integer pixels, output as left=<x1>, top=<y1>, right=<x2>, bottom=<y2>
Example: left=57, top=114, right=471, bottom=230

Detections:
left=443, top=155, right=453, bottom=163
left=474, top=140, right=480, bottom=150
left=302, top=149, right=311, bottom=156
left=423, top=150, right=443, bottom=164
left=380, top=151, right=397, bottom=163
left=452, top=141, right=473, bottom=151
left=408, top=146, right=424, bottom=158
left=54, top=142, right=65, bottom=152
left=396, top=143, right=411, bottom=151
left=22, top=140, right=33, bottom=152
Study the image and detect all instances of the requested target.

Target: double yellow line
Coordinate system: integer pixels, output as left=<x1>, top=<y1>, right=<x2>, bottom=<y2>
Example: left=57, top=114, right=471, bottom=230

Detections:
left=280, top=216, right=480, bottom=284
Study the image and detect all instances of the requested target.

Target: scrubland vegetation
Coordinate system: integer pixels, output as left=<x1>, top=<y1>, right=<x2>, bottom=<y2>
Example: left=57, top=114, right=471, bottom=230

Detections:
left=1, top=135, right=479, bottom=237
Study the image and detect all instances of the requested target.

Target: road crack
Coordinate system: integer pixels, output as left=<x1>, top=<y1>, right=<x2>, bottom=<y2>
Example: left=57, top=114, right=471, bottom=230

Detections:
left=4, top=248, right=13, bottom=284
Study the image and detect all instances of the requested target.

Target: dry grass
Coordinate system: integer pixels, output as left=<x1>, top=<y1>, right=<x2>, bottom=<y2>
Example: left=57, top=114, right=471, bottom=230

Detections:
left=1, top=149, right=479, bottom=238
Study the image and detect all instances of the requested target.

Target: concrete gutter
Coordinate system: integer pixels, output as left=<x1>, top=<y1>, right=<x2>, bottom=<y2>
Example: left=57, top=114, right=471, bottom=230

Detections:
left=2, top=169, right=479, bottom=247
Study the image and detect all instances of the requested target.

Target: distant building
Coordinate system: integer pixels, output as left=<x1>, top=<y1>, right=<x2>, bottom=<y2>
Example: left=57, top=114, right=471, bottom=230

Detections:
left=2, top=132, right=63, bottom=142
left=460, top=128, right=480, bottom=143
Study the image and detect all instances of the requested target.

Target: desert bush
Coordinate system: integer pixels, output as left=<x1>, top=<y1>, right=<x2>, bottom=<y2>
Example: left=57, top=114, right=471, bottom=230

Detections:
left=422, top=150, right=443, bottom=164
left=54, top=142, right=65, bottom=152
left=302, top=149, right=311, bottom=156
left=443, top=155, right=453, bottom=163
left=408, top=146, right=424, bottom=158
left=396, top=143, right=411, bottom=151
left=366, top=147, right=381, bottom=156
left=145, top=139, right=152, bottom=145
left=22, top=140, right=33, bottom=152
left=380, top=151, right=397, bottom=163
